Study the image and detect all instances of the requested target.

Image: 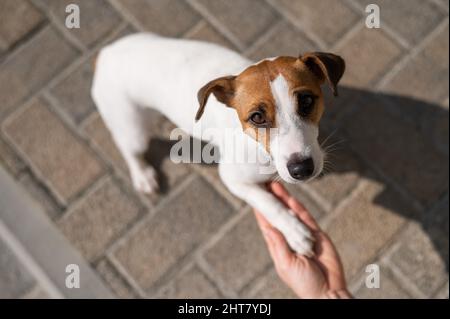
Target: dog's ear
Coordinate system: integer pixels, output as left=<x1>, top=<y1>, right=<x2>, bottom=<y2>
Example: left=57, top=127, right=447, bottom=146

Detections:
left=196, top=75, right=236, bottom=121
left=300, top=52, right=345, bottom=96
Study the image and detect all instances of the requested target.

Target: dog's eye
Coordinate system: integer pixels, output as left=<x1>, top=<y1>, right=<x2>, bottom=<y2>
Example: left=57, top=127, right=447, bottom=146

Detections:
left=297, top=93, right=315, bottom=117
left=249, top=111, right=266, bottom=126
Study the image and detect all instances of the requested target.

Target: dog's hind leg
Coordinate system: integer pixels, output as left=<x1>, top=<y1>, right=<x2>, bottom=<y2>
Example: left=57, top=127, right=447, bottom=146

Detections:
left=93, top=92, right=159, bottom=194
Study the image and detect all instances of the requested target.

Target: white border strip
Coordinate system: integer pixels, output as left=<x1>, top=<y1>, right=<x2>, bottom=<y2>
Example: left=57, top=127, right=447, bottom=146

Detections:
left=0, top=166, right=114, bottom=299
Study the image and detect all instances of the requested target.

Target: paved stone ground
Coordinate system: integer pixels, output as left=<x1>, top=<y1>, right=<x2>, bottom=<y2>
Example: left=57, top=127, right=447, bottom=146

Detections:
left=0, top=0, right=448, bottom=299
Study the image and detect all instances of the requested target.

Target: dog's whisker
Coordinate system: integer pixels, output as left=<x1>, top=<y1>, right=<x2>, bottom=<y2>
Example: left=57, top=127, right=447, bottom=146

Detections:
left=324, top=164, right=335, bottom=173
left=320, top=129, right=339, bottom=148
left=323, top=139, right=346, bottom=152
left=322, top=158, right=336, bottom=173
left=325, top=145, right=343, bottom=151
left=322, top=137, right=345, bottom=147
left=270, top=174, right=282, bottom=183
left=323, top=147, right=343, bottom=155
left=323, top=143, right=345, bottom=156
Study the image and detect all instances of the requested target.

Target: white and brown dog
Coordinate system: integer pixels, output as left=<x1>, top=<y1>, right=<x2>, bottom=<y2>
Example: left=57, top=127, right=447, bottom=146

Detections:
left=92, top=33, right=345, bottom=257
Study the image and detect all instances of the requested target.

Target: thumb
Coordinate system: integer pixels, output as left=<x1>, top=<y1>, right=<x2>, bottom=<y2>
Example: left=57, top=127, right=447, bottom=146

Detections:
left=265, top=227, right=294, bottom=266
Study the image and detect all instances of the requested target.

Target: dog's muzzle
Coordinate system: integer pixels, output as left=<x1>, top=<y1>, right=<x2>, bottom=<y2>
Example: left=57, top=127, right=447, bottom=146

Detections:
left=287, top=155, right=315, bottom=180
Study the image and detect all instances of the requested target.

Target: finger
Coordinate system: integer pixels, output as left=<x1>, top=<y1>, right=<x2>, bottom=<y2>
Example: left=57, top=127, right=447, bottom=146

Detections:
left=287, top=197, right=320, bottom=231
left=265, top=227, right=295, bottom=265
left=269, top=182, right=321, bottom=232
left=254, top=211, right=272, bottom=230
left=328, top=291, right=339, bottom=299
left=263, top=230, right=278, bottom=259
left=255, top=210, right=301, bottom=264
left=254, top=211, right=278, bottom=251
left=254, top=219, right=279, bottom=263
left=268, top=182, right=291, bottom=205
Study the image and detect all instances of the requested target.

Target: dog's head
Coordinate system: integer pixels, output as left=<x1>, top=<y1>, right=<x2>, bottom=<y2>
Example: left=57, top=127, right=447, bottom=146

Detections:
left=196, top=52, right=345, bottom=183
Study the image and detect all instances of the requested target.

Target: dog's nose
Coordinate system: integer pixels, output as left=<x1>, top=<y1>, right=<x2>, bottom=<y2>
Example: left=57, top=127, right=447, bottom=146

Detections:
left=287, top=156, right=315, bottom=180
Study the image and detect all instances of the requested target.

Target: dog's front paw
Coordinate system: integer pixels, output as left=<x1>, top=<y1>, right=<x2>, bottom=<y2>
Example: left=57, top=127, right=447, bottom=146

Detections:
left=276, top=211, right=315, bottom=257
left=131, top=166, right=159, bottom=194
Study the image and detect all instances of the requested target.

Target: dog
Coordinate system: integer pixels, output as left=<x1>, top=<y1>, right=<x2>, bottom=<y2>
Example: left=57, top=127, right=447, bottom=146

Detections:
left=91, top=33, right=345, bottom=257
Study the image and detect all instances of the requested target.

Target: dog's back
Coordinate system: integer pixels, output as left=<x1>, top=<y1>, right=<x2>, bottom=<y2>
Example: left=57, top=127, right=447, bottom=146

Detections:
left=92, top=33, right=250, bottom=133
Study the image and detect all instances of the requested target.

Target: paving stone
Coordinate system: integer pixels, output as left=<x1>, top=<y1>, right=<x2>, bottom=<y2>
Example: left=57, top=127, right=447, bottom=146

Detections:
left=307, top=147, right=367, bottom=210
left=319, top=86, right=364, bottom=134
left=242, top=268, right=297, bottom=299
left=96, top=258, right=138, bottom=298
left=18, top=171, right=61, bottom=220
left=273, top=0, right=359, bottom=47
left=0, top=136, right=25, bottom=177
left=50, top=58, right=96, bottom=125
left=283, top=184, right=326, bottom=221
left=159, top=266, right=220, bottom=298
left=0, top=26, right=78, bottom=118
left=83, top=112, right=191, bottom=200
left=438, top=0, right=449, bottom=9
left=337, top=28, right=402, bottom=87
left=58, top=177, right=141, bottom=261
left=117, top=0, right=200, bottom=37
left=435, top=281, right=449, bottom=299
left=186, top=21, right=235, bottom=50
left=355, top=0, right=445, bottom=45
left=435, top=97, right=450, bottom=153
left=429, top=195, right=449, bottom=249
left=342, top=95, right=449, bottom=208
left=193, top=161, right=244, bottom=210
left=105, top=24, right=138, bottom=44
left=353, top=265, right=411, bottom=299
left=204, top=212, right=272, bottom=293
left=248, top=21, right=316, bottom=62
left=143, top=118, right=193, bottom=195
left=82, top=112, right=127, bottom=172
left=386, top=25, right=449, bottom=104
left=38, top=0, right=122, bottom=47
left=432, top=103, right=449, bottom=155
left=196, top=0, right=279, bottom=47
left=3, top=98, right=104, bottom=202
left=20, top=285, right=51, bottom=299
left=0, top=236, right=36, bottom=299
left=113, top=175, right=234, bottom=291
left=389, top=221, right=448, bottom=297
left=325, top=179, right=409, bottom=280
left=0, top=0, right=45, bottom=51
left=152, top=157, right=193, bottom=203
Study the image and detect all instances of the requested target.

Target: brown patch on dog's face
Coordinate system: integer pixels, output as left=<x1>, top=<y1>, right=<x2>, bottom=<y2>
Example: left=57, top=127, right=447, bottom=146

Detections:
left=196, top=53, right=345, bottom=154
left=229, top=57, right=325, bottom=152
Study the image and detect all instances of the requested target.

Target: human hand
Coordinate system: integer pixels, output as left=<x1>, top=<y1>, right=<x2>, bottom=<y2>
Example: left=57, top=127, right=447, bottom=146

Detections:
left=254, top=182, right=352, bottom=299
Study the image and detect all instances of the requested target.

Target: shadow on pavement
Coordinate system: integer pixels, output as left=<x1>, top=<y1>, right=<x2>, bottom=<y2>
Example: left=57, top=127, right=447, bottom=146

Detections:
left=145, top=85, right=449, bottom=273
